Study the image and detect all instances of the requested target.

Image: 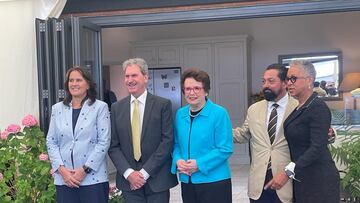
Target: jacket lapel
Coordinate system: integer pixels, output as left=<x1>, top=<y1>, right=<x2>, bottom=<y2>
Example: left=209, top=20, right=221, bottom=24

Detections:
left=64, top=105, right=73, bottom=138
left=141, top=93, right=154, bottom=140
left=180, top=105, right=191, bottom=124
left=284, top=93, right=317, bottom=129
left=283, top=96, right=297, bottom=122
left=259, top=101, right=272, bottom=145
left=123, top=96, right=132, bottom=141
left=273, top=95, right=297, bottom=144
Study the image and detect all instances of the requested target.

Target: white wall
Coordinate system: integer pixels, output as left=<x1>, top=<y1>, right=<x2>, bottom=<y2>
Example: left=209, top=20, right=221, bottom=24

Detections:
left=0, top=0, right=66, bottom=129
left=109, top=65, right=128, bottom=100
left=102, top=11, right=360, bottom=109
left=0, top=1, right=39, bottom=130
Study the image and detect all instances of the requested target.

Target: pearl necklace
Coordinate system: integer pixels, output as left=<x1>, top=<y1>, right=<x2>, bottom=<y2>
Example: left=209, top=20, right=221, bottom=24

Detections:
left=189, top=109, right=201, bottom=118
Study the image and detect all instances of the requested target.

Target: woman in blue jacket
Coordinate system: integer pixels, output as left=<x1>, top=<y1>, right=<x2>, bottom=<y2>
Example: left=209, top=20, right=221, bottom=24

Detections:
left=171, top=68, right=233, bottom=203
left=46, top=67, right=111, bottom=203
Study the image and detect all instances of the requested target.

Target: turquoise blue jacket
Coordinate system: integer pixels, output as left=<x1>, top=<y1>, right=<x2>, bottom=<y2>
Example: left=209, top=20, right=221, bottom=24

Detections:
left=171, top=99, right=233, bottom=183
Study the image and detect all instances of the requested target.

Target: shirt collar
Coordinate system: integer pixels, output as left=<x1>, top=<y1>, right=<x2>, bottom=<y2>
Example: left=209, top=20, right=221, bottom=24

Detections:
left=131, top=90, right=147, bottom=105
left=268, top=93, right=288, bottom=109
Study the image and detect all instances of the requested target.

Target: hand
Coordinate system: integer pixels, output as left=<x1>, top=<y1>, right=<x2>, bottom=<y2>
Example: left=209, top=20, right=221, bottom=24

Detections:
left=72, top=167, right=87, bottom=183
left=186, top=159, right=198, bottom=175
left=328, top=127, right=336, bottom=143
left=264, top=171, right=289, bottom=190
left=177, top=159, right=191, bottom=175
left=58, top=166, right=80, bottom=188
left=127, top=171, right=146, bottom=190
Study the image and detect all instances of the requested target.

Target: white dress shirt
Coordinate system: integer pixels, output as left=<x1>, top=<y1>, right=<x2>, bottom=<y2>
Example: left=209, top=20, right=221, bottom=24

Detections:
left=266, top=93, right=289, bottom=138
left=124, top=90, right=150, bottom=180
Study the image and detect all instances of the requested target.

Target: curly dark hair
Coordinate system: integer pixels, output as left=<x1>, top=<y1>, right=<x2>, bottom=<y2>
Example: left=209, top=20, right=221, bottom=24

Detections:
left=63, top=66, right=97, bottom=107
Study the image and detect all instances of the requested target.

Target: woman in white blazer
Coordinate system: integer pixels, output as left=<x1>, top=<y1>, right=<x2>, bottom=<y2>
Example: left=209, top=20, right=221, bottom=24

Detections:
left=46, top=67, right=111, bottom=203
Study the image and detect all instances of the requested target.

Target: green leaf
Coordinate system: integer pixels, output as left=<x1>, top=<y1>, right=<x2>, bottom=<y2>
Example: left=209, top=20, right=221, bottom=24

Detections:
left=0, top=125, right=56, bottom=201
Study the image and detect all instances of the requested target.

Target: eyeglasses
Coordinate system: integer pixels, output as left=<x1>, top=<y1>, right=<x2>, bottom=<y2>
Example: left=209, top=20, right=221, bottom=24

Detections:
left=183, top=86, right=203, bottom=94
left=286, top=76, right=308, bottom=84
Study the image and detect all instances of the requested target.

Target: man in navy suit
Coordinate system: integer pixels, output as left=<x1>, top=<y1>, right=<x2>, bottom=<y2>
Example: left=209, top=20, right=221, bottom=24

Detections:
left=108, top=58, right=178, bottom=203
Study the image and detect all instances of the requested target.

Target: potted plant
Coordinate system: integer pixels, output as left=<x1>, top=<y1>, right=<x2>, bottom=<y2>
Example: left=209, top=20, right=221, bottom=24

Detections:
left=330, top=110, right=360, bottom=202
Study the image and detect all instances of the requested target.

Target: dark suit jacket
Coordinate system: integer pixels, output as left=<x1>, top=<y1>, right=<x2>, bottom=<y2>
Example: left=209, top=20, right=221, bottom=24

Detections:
left=284, top=93, right=339, bottom=203
left=108, top=93, right=178, bottom=192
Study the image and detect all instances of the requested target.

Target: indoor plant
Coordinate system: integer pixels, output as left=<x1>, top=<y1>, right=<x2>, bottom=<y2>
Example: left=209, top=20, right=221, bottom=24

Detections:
left=330, top=110, right=360, bottom=202
left=330, top=130, right=360, bottom=201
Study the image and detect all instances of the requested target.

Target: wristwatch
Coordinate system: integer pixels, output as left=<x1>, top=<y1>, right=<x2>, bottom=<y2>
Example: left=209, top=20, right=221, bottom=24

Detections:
left=82, top=165, right=92, bottom=174
left=284, top=168, right=295, bottom=179
left=284, top=168, right=300, bottom=182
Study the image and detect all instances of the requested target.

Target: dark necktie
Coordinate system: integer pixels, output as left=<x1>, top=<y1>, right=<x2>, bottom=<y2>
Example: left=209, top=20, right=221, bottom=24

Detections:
left=267, top=103, right=279, bottom=171
left=268, top=103, right=279, bottom=144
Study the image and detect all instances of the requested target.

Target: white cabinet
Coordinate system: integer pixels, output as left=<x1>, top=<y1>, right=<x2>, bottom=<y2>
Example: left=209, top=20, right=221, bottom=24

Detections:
left=214, top=41, right=250, bottom=164
left=158, top=45, right=180, bottom=66
left=183, top=43, right=215, bottom=100
left=132, top=44, right=180, bottom=67
left=133, top=46, right=158, bottom=66
left=214, top=41, right=249, bottom=125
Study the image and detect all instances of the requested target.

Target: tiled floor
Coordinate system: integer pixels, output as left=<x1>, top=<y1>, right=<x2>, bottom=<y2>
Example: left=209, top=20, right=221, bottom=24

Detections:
left=169, top=163, right=250, bottom=203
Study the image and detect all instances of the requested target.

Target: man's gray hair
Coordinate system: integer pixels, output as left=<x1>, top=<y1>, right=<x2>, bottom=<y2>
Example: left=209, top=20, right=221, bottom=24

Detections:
left=122, top=58, right=149, bottom=75
left=290, top=59, right=316, bottom=81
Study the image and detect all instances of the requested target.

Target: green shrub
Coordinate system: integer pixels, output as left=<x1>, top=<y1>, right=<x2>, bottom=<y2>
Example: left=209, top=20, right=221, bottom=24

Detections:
left=0, top=115, right=55, bottom=203
left=330, top=130, right=360, bottom=199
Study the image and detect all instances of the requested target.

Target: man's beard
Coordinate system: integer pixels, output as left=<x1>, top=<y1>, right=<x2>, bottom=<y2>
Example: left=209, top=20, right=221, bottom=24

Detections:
left=262, top=88, right=279, bottom=101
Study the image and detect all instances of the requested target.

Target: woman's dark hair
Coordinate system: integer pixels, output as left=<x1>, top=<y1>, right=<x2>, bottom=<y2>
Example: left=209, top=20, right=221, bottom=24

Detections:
left=181, top=68, right=210, bottom=94
left=63, top=66, right=97, bottom=106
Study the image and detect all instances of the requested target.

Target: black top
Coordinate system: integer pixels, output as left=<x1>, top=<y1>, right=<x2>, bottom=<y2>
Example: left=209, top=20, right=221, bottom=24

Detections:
left=72, top=108, right=81, bottom=133
left=189, top=108, right=203, bottom=122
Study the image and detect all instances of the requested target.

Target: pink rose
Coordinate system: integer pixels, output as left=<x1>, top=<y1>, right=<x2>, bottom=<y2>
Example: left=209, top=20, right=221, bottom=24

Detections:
left=6, top=124, right=21, bottom=134
left=22, top=114, right=38, bottom=127
left=0, top=172, right=3, bottom=181
left=39, top=153, right=49, bottom=161
left=1, top=130, right=9, bottom=140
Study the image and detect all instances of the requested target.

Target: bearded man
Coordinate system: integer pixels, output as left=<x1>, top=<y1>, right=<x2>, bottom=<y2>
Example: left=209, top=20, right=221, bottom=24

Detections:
left=233, top=64, right=298, bottom=203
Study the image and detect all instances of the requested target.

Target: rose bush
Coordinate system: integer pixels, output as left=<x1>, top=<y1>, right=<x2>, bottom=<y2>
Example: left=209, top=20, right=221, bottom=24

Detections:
left=0, top=115, right=55, bottom=203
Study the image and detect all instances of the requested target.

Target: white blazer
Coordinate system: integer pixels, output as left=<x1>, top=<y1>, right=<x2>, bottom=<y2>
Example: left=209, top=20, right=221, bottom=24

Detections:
left=46, top=99, right=111, bottom=186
